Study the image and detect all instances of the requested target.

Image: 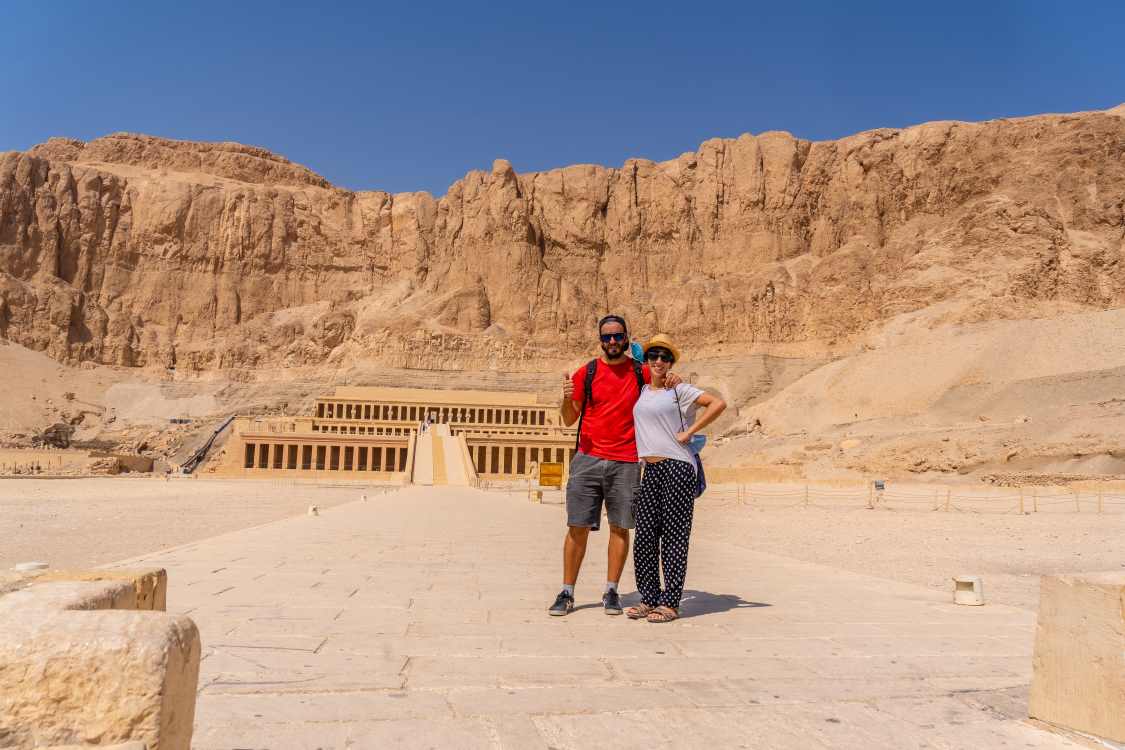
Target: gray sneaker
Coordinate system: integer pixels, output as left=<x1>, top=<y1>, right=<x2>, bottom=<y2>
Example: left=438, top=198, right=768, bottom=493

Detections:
left=549, top=590, right=574, bottom=616
left=602, top=589, right=623, bottom=615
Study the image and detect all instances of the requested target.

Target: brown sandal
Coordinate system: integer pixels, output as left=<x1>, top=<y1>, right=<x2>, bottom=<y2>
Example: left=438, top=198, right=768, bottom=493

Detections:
left=646, top=605, right=679, bottom=623
left=625, top=603, right=655, bottom=619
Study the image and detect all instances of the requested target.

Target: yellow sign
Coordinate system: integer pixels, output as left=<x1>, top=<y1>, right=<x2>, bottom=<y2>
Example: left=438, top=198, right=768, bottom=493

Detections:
left=539, top=462, right=563, bottom=487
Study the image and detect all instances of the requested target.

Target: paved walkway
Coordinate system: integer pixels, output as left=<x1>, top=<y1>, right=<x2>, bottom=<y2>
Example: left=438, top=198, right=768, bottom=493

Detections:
left=111, top=486, right=1080, bottom=749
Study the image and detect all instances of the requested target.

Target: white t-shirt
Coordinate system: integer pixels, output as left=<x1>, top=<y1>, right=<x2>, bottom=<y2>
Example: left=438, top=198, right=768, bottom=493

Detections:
left=633, top=383, right=704, bottom=468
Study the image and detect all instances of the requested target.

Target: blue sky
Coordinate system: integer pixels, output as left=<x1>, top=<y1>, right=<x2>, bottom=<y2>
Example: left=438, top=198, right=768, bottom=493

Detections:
left=2, top=1, right=1122, bottom=195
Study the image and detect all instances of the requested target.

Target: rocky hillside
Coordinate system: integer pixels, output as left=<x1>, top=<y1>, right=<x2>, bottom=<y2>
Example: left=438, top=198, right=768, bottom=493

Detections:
left=2, top=107, right=1124, bottom=372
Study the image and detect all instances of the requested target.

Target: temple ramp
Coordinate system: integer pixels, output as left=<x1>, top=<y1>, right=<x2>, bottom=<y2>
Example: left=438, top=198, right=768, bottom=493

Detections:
left=431, top=432, right=448, bottom=484
left=411, top=425, right=478, bottom=486
left=438, top=434, right=472, bottom=485
left=412, top=428, right=436, bottom=485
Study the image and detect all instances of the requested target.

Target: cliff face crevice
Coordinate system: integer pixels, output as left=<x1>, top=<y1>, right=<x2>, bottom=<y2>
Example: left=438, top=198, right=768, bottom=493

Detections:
left=1, top=111, right=1124, bottom=371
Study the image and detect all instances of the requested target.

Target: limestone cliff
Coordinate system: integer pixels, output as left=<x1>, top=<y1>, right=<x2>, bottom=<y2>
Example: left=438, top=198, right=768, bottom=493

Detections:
left=2, top=107, right=1124, bottom=372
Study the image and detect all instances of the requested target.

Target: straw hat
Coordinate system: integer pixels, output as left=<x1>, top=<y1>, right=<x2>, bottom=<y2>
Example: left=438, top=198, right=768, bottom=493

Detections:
left=642, top=333, right=681, bottom=363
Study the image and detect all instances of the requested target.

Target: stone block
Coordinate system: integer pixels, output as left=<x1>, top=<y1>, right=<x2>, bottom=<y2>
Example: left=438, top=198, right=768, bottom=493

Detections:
left=36, top=568, right=168, bottom=611
left=0, top=571, right=198, bottom=750
left=1028, top=572, right=1125, bottom=742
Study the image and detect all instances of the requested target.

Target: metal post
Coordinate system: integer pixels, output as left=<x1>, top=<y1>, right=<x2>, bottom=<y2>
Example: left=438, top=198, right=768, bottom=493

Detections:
left=1032, top=487, right=1038, bottom=513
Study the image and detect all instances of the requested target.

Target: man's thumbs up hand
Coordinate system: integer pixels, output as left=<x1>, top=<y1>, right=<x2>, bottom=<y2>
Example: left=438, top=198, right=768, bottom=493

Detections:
left=562, top=372, right=575, bottom=402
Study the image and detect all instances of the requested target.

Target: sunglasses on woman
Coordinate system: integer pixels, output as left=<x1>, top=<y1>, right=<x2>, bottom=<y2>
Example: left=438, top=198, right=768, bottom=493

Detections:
left=645, top=349, right=675, bottom=363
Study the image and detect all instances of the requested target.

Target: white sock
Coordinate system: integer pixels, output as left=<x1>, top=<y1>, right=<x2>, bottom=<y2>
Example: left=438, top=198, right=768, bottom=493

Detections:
left=562, top=584, right=575, bottom=596
left=605, top=581, right=618, bottom=593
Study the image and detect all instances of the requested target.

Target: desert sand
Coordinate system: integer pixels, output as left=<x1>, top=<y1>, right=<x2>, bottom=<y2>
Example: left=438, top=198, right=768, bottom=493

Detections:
left=694, top=497, right=1125, bottom=612
left=0, top=477, right=385, bottom=570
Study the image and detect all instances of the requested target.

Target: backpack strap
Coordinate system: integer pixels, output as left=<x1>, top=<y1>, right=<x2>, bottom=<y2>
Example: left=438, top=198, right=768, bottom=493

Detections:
left=632, top=359, right=645, bottom=394
left=574, top=359, right=598, bottom=451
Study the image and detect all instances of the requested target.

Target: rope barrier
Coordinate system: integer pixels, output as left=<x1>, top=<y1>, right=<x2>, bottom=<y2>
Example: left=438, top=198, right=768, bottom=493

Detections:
left=694, top=482, right=1125, bottom=514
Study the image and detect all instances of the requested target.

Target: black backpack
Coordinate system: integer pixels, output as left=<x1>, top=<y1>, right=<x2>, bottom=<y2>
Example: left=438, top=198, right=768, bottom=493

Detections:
left=574, top=358, right=645, bottom=451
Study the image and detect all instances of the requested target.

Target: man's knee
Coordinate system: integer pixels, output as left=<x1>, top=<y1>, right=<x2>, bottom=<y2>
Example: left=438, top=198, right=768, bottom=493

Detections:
left=567, top=525, right=591, bottom=542
left=608, top=525, right=630, bottom=538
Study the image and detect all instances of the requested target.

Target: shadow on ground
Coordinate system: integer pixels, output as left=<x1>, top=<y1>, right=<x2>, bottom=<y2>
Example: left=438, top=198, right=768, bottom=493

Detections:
left=679, top=590, right=771, bottom=618
left=615, top=589, right=771, bottom=618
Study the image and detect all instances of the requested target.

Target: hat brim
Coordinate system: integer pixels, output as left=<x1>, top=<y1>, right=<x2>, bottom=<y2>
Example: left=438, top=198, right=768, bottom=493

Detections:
left=643, top=338, right=681, bottom=363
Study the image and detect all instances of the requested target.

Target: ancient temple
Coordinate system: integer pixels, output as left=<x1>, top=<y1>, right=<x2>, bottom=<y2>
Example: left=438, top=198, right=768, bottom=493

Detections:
left=217, top=386, right=578, bottom=484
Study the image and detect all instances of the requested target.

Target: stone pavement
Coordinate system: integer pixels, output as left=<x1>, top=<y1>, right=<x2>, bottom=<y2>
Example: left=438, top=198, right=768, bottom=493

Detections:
left=109, top=486, right=1082, bottom=749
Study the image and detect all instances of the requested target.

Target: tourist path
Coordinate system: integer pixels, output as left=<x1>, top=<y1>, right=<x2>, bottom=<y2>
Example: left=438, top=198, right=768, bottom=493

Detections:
left=110, top=486, right=1081, bottom=749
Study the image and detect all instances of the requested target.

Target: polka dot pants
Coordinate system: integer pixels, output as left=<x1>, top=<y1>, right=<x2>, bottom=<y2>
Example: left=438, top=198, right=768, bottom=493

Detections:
left=632, top=459, right=697, bottom=609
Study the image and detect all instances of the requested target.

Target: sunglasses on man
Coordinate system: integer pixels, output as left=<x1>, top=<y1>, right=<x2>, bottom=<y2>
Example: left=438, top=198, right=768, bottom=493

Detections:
left=599, top=332, right=627, bottom=343
left=645, top=348, right=675, bottom=363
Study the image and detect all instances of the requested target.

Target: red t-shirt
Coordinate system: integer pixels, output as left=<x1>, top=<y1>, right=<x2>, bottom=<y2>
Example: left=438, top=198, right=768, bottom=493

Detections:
left=571, top=359, right=652, bottom=462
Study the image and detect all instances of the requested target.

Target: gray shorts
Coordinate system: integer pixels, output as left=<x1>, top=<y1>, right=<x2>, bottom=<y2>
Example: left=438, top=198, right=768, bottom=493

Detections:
left=566, top=451, right=640, bottom=531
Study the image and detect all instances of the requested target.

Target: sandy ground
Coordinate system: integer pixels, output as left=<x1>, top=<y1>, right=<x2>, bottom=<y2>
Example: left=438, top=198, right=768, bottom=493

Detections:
left=692, top=497, right=1125, bottom=612
left=3, top=478, right=1121, bottom=613
left=0, top=478, right=395, bottom=570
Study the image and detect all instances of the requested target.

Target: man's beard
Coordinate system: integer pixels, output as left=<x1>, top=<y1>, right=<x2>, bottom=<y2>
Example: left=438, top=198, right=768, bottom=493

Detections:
left=601, top=342, right=625, bottom=360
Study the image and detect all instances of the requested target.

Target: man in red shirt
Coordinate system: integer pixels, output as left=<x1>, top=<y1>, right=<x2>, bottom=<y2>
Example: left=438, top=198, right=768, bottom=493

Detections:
left=548, top=314, right=677, bottom=616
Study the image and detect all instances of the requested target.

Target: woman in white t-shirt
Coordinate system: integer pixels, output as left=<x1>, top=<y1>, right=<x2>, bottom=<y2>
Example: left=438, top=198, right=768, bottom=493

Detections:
left=625, top=334, right=726, bottom=623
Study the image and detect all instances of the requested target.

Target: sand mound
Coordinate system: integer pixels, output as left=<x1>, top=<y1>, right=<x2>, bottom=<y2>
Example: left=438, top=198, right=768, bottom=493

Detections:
left=707, top=308, right=1125, bottom=480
